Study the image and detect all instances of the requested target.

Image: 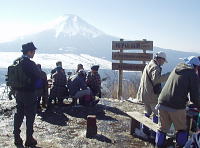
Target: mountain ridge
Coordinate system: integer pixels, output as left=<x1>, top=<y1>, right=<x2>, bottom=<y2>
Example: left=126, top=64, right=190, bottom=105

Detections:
left=0, top=14, right=199, bottom=72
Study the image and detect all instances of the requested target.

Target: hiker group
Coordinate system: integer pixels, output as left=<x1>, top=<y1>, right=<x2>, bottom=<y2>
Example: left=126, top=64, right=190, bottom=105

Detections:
left=7, top=42, right=101, bottom=147
left=5, top=41, right=200, bottom=148
left=137, top=51, right=200, bottom=147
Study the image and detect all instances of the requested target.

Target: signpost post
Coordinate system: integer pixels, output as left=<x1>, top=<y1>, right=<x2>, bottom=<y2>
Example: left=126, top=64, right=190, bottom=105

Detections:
left=112, top=39, right=153, bottom=99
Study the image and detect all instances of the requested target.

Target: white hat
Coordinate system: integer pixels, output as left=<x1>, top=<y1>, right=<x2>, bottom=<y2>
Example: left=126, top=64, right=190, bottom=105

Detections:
left=155, top=51, right=168, bottom=63
left=183, top=56, right=200, bottom=67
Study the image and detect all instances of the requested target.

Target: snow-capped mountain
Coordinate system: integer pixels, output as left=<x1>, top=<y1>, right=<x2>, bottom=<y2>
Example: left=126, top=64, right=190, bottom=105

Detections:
left=51, top=14, right=104, bottom=38
left=0, top=14, right=199, bottom=72
left=0, top=14, right=117, bottom=59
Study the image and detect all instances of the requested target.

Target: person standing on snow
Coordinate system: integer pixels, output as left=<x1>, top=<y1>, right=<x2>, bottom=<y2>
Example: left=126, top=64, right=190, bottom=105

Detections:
left=13, top=42, right=42, bottom=147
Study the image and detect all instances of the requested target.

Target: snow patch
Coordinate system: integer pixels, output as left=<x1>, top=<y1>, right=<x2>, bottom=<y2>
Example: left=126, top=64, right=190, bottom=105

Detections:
left=0, top=52, right=111, bottom=70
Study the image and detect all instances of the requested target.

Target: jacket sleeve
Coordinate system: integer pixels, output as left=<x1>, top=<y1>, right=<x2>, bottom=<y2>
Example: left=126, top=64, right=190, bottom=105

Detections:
left=64, top=74, right=67, bottom=85
left=189, top=73, right=200, bottom=108
left=79, top=78, right=88, bottom=90
left=96, top=74, right=101, bottom=91
left=42, top=72, right=48, bottom=90
left=150, top=66, right=170, bottom=85
left=86, top=72, right=91, bottom=85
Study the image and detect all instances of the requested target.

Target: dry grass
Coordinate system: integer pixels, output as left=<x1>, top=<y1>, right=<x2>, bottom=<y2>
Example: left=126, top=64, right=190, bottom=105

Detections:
left=101, top=71, right=141, bottom=99
left=111, top=80, right=138, bottom=99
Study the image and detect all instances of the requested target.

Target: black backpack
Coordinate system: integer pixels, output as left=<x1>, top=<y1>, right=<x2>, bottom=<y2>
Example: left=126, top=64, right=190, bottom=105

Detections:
left=7, top=57, right=31, bottom=89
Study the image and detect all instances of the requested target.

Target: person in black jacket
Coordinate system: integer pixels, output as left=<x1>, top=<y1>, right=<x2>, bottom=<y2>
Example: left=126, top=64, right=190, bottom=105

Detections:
left=48, top=66, right=68, bottom=108
left=13, top=42, right=42, bottom=147
left=50, top=61, right=65, bottom=78
left=75, top=64, right=84, bottom=74
left=86, top=65, right=101, bottom=98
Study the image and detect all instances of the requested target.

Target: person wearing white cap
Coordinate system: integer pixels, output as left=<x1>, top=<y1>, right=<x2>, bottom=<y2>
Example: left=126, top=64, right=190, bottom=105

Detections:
left=136, top=51, right=170, bottom=139
left=155, top=56, right=200, bottom=148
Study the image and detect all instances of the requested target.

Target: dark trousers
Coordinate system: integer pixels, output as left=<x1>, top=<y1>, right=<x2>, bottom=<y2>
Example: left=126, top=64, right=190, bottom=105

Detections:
left=36, top=89, right=47, bottom=108
left=13, top=91, right=37, bottom=138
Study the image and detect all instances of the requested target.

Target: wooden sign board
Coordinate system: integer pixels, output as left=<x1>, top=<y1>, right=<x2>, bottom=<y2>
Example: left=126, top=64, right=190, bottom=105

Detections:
left=112, top=63, right=146, bottom=71
left=112, top=52, right=153, bottom=61
left=112, top=41, right=153, bottom=50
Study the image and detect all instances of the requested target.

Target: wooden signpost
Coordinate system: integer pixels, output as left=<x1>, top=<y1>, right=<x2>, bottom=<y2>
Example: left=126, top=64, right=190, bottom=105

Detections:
left=112, top=39, right=153, bottom=99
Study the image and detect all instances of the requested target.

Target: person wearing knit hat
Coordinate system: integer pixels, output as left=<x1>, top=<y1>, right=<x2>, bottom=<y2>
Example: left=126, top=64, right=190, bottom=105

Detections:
left=91, top=65, right=99, bottom=71
left=86, top=65, right=101, bottom=99
left=183, top=56, right=200, bottom=68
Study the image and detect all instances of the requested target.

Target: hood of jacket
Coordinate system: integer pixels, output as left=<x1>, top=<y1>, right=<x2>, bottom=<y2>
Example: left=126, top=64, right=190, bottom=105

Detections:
left=175, top=63, right=194, bottom=75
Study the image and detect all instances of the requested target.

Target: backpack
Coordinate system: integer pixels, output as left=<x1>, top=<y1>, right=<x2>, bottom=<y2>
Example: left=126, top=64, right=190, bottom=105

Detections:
left=7, top=57, right=31, bottom=89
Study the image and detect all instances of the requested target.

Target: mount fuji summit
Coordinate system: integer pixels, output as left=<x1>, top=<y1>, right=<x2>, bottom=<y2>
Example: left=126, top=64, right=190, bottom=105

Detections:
left=0, top=14, right=118, bottom=59
left=0, top=14, right=199, bottom=71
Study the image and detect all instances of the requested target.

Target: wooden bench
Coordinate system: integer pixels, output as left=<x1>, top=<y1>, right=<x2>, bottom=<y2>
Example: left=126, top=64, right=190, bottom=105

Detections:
left=127, top=111, right=160, bottom=135
left=127, top=110, right=175, bottom=147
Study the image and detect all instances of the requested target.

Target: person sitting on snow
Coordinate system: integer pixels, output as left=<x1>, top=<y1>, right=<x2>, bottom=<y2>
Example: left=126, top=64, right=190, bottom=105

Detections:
left=68, top=70, right=91, bottom=106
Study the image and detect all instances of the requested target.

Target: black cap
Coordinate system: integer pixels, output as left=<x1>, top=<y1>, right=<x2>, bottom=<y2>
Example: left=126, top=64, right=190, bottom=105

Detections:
left=56, top=61, right=62, bottom=66
left=21, top=42, right=37, bottom=53
left=78, top=64, right=83, bottom=67
left=91, top=65, right=99, bottom=71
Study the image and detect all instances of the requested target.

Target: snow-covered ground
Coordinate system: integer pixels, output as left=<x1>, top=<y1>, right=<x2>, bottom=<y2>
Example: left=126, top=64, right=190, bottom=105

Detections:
left=0, top=52, right=111, bottom=70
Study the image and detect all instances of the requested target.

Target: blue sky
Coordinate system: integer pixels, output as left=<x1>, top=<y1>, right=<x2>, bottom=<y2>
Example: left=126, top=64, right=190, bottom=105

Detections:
left=0, top=0, right=199, bottom=53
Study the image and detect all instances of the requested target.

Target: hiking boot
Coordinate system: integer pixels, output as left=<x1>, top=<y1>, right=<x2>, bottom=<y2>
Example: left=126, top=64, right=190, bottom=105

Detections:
left=25, top=137, right=37, bottom=147
left=14, top=136, right=23, bottom=146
